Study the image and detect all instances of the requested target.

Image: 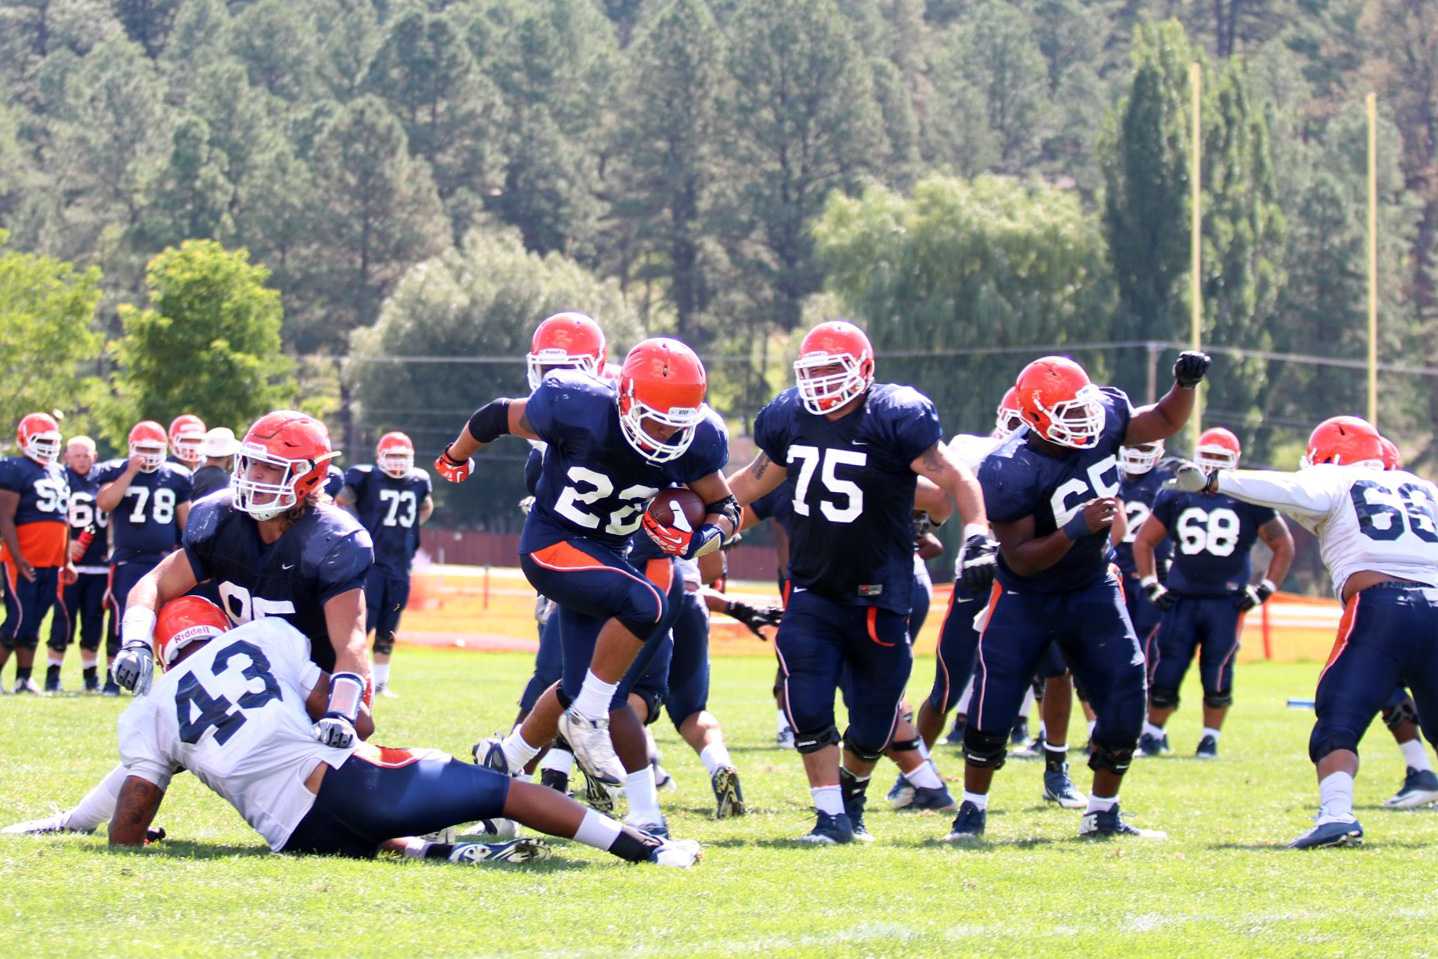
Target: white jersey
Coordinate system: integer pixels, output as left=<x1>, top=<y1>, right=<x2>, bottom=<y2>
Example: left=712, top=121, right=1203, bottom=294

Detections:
left=1216, top=464, right=1438, bottom=598
left=946, top=433, right=1002, bottom=473
left=117, top=618, right=355, bottom=851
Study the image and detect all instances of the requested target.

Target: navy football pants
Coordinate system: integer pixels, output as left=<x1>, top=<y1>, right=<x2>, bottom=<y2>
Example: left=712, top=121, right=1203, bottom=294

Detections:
left=364, top=565, right=411, bottom=654
left=1147, top=594, right=1243, bottom=708
left=1, top=562, right=60, bottom=649
left=47, top=571, right=108, bottom=653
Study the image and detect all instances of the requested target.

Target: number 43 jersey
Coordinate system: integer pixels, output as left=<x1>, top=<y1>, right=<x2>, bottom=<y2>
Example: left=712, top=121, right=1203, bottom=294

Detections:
left=343, top=465, right=431, bottom=573
left=1216, top=464, right=1438, bottom=598
left=117, top=618, right=355, bottom=851
left=754, top=383, right=943, bottom=613
left=520, top=371, right=729, bottom=554
left=1150, top=490, right=1274, bottom=596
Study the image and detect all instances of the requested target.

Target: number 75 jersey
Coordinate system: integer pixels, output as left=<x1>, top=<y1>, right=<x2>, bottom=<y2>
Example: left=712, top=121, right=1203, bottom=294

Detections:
left=1216, top=464, right=1438, bottom=598
left=343, top=465, right=431, bottom=573
left=519, top=371, right=729, bottom=554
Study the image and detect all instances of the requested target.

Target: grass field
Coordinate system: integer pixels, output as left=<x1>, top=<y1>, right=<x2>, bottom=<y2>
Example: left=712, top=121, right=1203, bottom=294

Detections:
left=2, top=648, right=1434, bottom=958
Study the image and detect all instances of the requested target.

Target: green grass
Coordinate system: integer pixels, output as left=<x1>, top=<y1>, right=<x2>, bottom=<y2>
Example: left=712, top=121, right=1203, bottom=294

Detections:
left=2, top=649, right=1433, bottom=958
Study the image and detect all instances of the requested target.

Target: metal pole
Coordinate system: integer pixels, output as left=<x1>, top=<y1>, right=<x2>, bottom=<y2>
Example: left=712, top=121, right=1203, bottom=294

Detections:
left=1190, top=61, right=1203, bottom=450
left=1367, top=92, right=1379, bottom=427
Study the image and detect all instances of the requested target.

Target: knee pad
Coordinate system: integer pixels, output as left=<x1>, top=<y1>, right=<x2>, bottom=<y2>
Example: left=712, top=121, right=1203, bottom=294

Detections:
left=0, top=632, right=15, bottom=651
left=1088, top=742, right=1134, bottom=775
left=1385, top=695, right=1419, bottom=731
left=1308, top=724, right=1361, bottom=764
left=633, top=689, right=664, bottom=726
left=1149, top=686, right=1181, bottom=710
left=963, top=726, right=1008, bottom=770
left=372, top=632, right=396, bottom=657
left=794, top=724, right=840, bottom=755
left=16, top=635, right=39, bottom=652
left=842, top=727, right=886, bottom=763
left=46, top=637, right=69, bottom=654
left=888, top=736, right=920, bottom=755
left=1203, top=691, right=1233, bottom=709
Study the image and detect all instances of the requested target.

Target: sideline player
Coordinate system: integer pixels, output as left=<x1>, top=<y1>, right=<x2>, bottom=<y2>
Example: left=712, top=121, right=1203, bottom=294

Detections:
left=727, top=320, right=992, bottom=844
left=168, top=414, right=207, bottom=470
left=1133, top=427, right=1293, bottom=758
left=109, top=411, right=375, bottom=754
left=46, top=436, right=110, bottom=693
left=1114, top=440, right=1172, bottom=665
left=0, top=413, right=70, bottom=692
left=946, top=351, right=1209, bottom=842
left=1168, top=415, right=1438, bottom=848
left=336, top=431, right=433, bottom=697
left=438, top=338, right=737, bottom=785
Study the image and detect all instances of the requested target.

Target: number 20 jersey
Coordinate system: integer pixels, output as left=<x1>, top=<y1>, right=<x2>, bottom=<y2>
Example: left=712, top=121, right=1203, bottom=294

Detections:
left=117, top=618, right=354, bottom=851
left=520, top=370, right=729, bottom=554
left=754, top=383, right=943, bottom=613
left=343, top=465, right=431, bottom=573
left=1216, top=464, right=1438, bottom=598
left=979, top=387, right=1132, bottom=593
left=1150, top=489, right=1274, bottom=596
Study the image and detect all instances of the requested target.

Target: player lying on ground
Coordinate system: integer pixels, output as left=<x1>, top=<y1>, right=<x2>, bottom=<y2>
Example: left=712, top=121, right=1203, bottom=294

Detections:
left=6, top=596, right=701, bottom=867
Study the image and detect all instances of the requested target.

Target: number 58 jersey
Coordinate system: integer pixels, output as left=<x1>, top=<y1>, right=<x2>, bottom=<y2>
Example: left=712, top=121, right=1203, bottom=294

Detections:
left=117, top=618, right=355, bottom=851
left=519, top=371, right=729, bottom=554
left=1216, top=464, right=1438, bottom=598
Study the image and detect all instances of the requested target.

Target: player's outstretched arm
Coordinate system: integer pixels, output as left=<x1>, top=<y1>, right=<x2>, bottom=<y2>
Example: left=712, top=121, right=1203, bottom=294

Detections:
left=1125, top=351, right=1211, bottom=446
left=436, top=398, right=537, bottom=482
left=1210, top=469, right=1340, bottom=526
left=727, top=451, right=788, bottom=506
left=108, top=776, right=164, bottom=848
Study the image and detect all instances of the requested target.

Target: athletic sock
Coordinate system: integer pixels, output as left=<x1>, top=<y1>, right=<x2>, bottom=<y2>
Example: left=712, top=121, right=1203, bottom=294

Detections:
left=699, top=741, right=732, bottom=776
left=373, top=663, right=391, bottom=688
left=1400, top=738, right=1433, bottom=773
left=45, top=664, right=61, bottom=685
left=907, top=761, right=943, bottom=790
left=500, top=730, right=542, bottom=771
left=1086, top=793, right=1118, bottom=814
left=1317, top=771, right=1356, bottom=823
left=539, top=746, right=575, bottom=776
left=574, top=809, right=656, bottom=862
left=961, top=790, right=988, bottom=812
left=1201, top=726, right=1221, bottom=743
left=1044, top=742, right=1068, bottom=772
left=82, top=666, right=98, bottom=687
left=47, top=653, right=63, bottom=669
left=1142, top=721, right=1166, bottom=740
left=625, top=765, right=662, bottom=824
left=573, top=670, right=619, bottom=721
left=811, top=785, right=844, bottom=817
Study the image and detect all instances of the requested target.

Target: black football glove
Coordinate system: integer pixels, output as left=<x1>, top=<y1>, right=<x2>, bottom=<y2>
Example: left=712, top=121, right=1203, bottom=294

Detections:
left=726, top=601, right=783, bottom=639
left=1143, top=576, right=1177, bottom=611
left=1173, top=351, right=1211, bottom=388
left=958, top=533, right=999, bottom=590
left=1237, top=579, right=1276, bottom=612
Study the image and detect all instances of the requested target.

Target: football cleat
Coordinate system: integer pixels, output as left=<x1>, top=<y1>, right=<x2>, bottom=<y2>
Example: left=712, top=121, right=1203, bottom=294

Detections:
left=580, top=765, right=617, bottom=815
left=539, top=768, right=570, bottom=795
left=43, top=677, right=62, bottom=695
left=83, top=674, right=100, bottom=694
left=1383, top=767, right=1438, bottom=809
left=2, top=811, right=73, bottom=835
left=623, top=814, right=669, bottom=840
left=711, top=765, right=746, bottom=819
left=557, top=707, right=625, bottom=786
left=472, top=736, right=519, bottom=777
left=776, top=726, right=796, bottom=749
left=1195, top=735, right=1219, bottom=760
left=905, top=784, right=959, bottom=813
left=647, top=837, right=703, bottom=867
left=449, top=838, right=551, bottom=864
left=799, top=811, right=855, bottom=845
left=101, top=679, right=121, bottom=697
left=651, top=757, right=675, bottom=791
left=1079, top=804, right=1166, bottom=840
left=13, top=677, right=40, bottom=695
left=840, top=770, right=875, bottom=843
left=886, top=773, right=917, bottom=810
left=1011, top=733, right=1045, bottom=759
left=1042, top=764, right=1087, bottom=809
left=1289, top=819, right=1363, bottom=849
left=1010, top=717, right=1030, bottom=746
left=943, top=801, right=987, bottom=841
left=1137, top=732, right=1170, bottom=757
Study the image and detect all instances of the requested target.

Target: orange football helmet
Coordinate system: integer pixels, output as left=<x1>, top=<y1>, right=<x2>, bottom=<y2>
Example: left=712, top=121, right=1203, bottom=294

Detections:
left=1013, top=356, right=1105, bottom=449
left=233, top=411, right=338, bottom=520
left=1301, top=416, right=1385, bottom=469
left=1379, top=436, right=1401, bottom=470
left=129, top=420, right=169, bottom=473
left=526, top=312, right=607, bottom=391
left=16, top=412, right=61, bottom=465
left=617, top=338, right=707, bottom=464
left=168, top=414, right=206, bottom=467
left=994, top=386, right=1024, bottom=439
left=793, top=320, right=874, bottom=415
left=155, top=595, right=231, bottom=668
left=376, top=431, right=415, bottom=479
left=1195, top=427, right=1241, bottom=472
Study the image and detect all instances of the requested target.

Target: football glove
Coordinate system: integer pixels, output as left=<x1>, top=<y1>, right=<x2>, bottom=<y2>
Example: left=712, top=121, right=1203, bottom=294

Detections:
left=958, top=532, right=999, bottom=590
left=1166, top=460, right=1211, bottom=493
left=642, top=511, right=723, bottom=559
left=726, top=600, right=783, bottom=639
left=435, top=448, right=474, bottom=483
left=313, top=715, right=357, bottom=749
left=1237, top=579, right=1277, bottom=611
left=1173, top=351, right=1212, bottom=388
left=112, top=642, right=154, bottom=695
left=1142, top=576, right=1176, bottom=611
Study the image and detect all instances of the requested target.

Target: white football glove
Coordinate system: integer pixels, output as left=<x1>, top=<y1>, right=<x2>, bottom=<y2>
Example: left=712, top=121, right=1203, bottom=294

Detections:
left=1167, top=460, right=1209, bottom=493
left=112, top=642, right=154, bottom=695
left=313, top=715, right=357, bottom=749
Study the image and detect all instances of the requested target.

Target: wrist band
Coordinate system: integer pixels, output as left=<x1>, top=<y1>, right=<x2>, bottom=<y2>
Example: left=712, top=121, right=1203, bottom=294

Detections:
left=961, top=523, right=988, bottom=543
left=121, top=607, right=157, bottom=648
left=1061, top=511, right=1090, bottom=541
left=327, top=672, right=365, bottom=722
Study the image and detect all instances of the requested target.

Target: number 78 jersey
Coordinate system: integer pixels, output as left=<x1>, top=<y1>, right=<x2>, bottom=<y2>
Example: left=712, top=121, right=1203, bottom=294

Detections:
left=519, top=371, right=729, bottom=554
left=1215, top=464, right=1438, bottom=598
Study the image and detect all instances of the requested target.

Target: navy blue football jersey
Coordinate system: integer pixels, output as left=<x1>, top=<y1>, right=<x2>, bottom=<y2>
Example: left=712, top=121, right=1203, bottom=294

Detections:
left=63, top=466, right=109, bottom=568
left=93, top=460, right=192, bottom=564
left=0, top=455, right=70, bottom=567
left=979, top=387, right=1133, bottom=592
left=1151, top=489, right=1275, bottom=596
left=343, top=464, right=431, bottom=573
left=1114, top=466, right=1173, bottom=578
left=754, top=383, right=942, bottom=613
left=323, top=465, right=344, bottom=499
left=183, top=491, right=374, bottom=672
left=520, top=371, right=729, bottom=554
left=750, top=484, right=796, bottom=535
left=523, top=445, right=544, bottom=496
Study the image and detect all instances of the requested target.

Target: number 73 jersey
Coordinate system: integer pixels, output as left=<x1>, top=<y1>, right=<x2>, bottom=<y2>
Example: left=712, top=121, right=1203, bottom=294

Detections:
left=519, top=371, right=729, bottom=554
left=1215, top=464, right=1438, bottom=598
left=343, top=465, right=431, bottom=573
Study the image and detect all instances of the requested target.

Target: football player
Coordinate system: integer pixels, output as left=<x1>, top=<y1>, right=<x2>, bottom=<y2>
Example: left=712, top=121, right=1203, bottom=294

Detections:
left=66, top=597, right=699, bottom=866
left=0, top=413, right=71, bottom=693
left=189, top=427, right=239, bottom=500
left=1133, top=428, right=1294, bottom=758
left=95, top=421, right=193, bottom=694
left=946, top=351, right=1209, bottom=842
left=727, top=320, right=992, bottom=844
left=336, top=431, right=433, bottom=697
left=1167, top=416, right=1438, bottom=848
left=109, top=411, right=376, bottom=756
left=1114, top=440, right=1172, bottom=663
left=46, top=436, right=110, bottom=693
left=438, top=338, right=737, bottom=788
left=168, top=414, right=206, bottom=470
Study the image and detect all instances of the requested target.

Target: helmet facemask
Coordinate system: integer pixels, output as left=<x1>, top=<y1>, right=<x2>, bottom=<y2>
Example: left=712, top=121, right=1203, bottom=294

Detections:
left=378, top=448, right=414, bottom=479
left=23, top=432, right=61, bottom=465
left=130, top=441, right=167, bottom=473
left=1031, top=384, right=1105, bottom=449
left=1119, top=441, right=1164, bottom=474
left=617, top=382, right=703, bottom=464
left=527, top=350, right=600, bottom=392
left=793, top=353, right=872, bottom=416
left=232, top=443, right=318, bottom=520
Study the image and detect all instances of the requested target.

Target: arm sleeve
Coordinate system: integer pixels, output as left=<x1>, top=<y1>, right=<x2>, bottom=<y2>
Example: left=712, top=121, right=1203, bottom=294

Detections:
left=1215, top=469, right=1342, bottom=528
left=117, top=700, right=176, bottom=791
left=316, top=531, right=373, bottom=604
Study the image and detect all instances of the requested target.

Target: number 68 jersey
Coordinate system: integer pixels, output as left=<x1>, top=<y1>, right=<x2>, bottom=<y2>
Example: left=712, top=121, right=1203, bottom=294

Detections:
left=1149, top=489, right=1274, bottom=596
left=519, top=371, right=729, bottom=554
left=1215, top=464, right=1438, bottom=598
left=117, top=618, right=355, bottom=851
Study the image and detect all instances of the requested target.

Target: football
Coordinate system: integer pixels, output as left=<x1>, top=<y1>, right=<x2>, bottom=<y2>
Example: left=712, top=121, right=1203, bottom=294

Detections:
left=646, top=487, right=706, bottom=531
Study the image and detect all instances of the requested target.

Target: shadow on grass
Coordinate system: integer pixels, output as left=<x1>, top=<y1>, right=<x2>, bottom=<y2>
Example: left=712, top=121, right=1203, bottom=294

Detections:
left=1209, top=838, right=1434, bottom=851
left=113, top=839, right=593, bottom=871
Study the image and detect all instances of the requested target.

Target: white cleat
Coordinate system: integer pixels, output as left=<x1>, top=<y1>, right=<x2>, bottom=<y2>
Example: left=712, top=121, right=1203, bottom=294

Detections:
left=2, top=811, right=75, bottom=835
left=557, top=707, right=625, bottom=786
left=648, top=837, right=702, bottom=868
left=1384, top=767, right=1438, bottom=809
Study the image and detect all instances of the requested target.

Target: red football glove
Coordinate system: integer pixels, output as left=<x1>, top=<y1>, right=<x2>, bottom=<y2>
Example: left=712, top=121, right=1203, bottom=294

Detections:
left=642, top=510, right=691, bottom=556
left=435, top=448, right=474, bottom=483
